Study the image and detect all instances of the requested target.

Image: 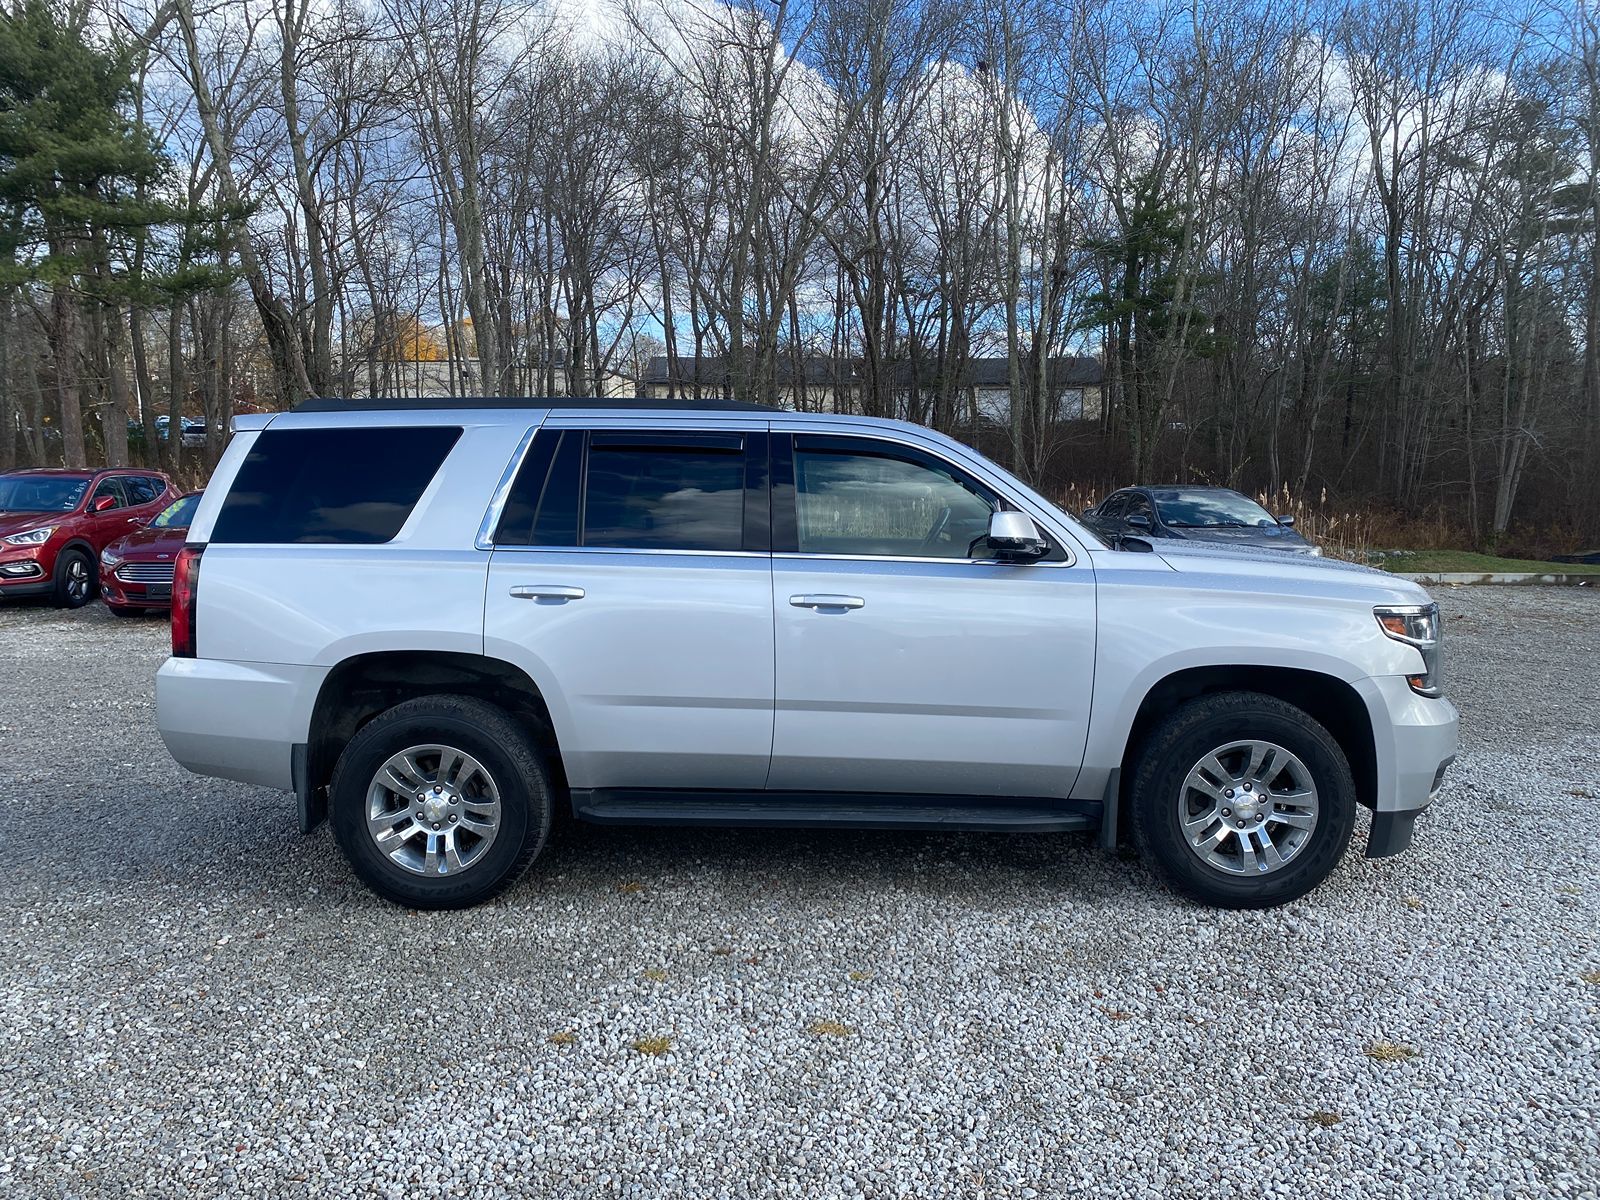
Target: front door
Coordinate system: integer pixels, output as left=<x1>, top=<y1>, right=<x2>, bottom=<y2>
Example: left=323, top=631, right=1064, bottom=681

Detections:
left=768, top=432, right=1096, bottom=798
left=483, top=423, right=775, bottom=791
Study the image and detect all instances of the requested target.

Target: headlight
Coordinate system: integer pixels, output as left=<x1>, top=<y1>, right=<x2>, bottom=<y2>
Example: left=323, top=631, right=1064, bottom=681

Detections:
left=3, top=526, right=55, bottom=546
left=100, top=548, right=123, bottom=568
left=1374, top=603, right=1442, bottom=697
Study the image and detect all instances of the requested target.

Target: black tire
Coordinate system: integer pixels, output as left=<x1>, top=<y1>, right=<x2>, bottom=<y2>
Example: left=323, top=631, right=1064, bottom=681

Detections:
left=53, top=549, right=96, bottom=608
left=1130, top=691, right=1357, bottom=909
left=329, top=694, right=552, bottom=909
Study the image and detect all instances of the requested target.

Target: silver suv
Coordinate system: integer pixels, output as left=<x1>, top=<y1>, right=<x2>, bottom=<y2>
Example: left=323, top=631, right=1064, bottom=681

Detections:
left=157, top=400, right=1458, bottom=909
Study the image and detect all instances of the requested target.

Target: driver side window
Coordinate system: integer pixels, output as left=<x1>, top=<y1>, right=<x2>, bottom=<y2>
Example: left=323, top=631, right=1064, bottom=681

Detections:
left=91, top=479, right=125, bottom=510
left=792, top=438, right=996, bottom=559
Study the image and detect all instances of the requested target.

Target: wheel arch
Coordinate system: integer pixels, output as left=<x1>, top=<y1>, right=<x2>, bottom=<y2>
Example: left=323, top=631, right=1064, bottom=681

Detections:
left=1115, top=664, right=1377, bottom=834
left=305, top=650, right=567, bottom=823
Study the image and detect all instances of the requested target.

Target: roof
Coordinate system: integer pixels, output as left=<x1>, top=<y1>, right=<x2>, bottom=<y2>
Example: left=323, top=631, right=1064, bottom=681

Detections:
left=293, top=396, right=776, bottom=414
left=1, top=466, right=120, bottom=478
left=640, top=355, right=1103, bottom=389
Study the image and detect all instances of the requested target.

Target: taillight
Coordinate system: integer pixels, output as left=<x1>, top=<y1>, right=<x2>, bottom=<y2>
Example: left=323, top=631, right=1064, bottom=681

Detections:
left=171, top=545, right=203, bottom=658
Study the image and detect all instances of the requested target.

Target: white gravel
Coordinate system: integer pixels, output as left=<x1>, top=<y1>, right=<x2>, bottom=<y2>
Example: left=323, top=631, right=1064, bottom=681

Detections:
left=0, top=586, right=1596, bottom=1198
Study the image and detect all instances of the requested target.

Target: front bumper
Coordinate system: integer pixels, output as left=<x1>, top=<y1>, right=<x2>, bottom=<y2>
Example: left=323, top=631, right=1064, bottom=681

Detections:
left=0, top=552, right=50, bottom=597
left=1353, top=674, right=1460, bottom=858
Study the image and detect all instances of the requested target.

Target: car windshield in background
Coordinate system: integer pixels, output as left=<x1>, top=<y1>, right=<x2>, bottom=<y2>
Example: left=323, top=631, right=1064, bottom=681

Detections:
left=0, top=475, right=89, bottom=513
left=1155, top=491, right=1276, bottom=528
left=151, top=494, right=200, bottom=528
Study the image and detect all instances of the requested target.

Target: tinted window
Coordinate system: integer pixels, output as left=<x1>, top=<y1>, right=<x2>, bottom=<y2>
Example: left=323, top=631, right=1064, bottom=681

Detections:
left=211, top=426, right=461, bottom=544
left=91, top=478, right=126, bottom=509
left=123, top=476, right=161, bottom=506
left=1124, top=493, right=1155, bottom=523
left=582, top=434, right=745, bottom=551
left=495, top=430, right=582, bottom=547
left=792, top=438, right=994, bottom=559
left=150, top=494, right=201, bottom=529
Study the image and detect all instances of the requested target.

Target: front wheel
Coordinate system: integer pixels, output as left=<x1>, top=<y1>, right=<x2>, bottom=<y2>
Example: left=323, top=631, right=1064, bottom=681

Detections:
left=1130, top=691, right=1357, bottom=908
left=53, top=549, right=95, bottom=609
left=329, top=695, right=553, bottom=909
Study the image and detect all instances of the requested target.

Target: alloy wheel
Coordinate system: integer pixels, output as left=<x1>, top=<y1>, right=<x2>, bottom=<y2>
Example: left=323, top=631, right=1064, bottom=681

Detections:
left=1178, top=739, right=1319, bottom=875
left=365, top=744, right=502, bottom=876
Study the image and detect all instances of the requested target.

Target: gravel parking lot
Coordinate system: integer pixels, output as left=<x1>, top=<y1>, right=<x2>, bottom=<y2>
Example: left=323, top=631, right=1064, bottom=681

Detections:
left=0, top=587, right=1596, bottom=1199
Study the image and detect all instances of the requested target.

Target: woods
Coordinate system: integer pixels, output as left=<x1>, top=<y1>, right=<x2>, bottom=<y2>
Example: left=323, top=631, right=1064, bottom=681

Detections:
left=2, top=0, right=1598, bottom=545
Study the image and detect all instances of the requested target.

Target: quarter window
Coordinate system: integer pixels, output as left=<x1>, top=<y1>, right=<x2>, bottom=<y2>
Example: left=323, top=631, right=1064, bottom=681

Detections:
left=791, top=438, right=995, bottom=559
left=210, top=426, right=462, bottom=544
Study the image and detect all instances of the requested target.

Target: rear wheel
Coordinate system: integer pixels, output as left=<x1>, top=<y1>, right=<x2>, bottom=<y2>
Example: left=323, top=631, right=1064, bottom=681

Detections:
left=329, top=694, right=552, bottom=909
left=1130, top=691, right=1357, bottom=908
left=53, top=550, right=95, bottom=609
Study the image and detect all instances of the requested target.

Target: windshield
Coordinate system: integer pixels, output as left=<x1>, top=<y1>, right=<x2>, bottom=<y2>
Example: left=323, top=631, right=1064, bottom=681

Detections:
left=0, top=475, right=90, bottom=513
left=151, top=494, right=201, bottom=528
left=1155, top=491, right=1277, bottom=528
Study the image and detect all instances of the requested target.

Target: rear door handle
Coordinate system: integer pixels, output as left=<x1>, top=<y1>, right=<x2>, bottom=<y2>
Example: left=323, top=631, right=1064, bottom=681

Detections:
left=509, top=585, right=585, bottom=601
left=789, top=594, right=865, bottom=610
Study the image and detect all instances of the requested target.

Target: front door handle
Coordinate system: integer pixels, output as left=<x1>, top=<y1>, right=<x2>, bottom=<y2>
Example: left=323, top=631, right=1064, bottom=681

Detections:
left=789, top=593, right=865, bottom=610
left=509, top=585, right=585, bottom=602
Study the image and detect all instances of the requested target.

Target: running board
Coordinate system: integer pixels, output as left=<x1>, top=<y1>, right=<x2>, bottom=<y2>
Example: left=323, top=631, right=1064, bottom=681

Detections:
left=569, top=789, right=1101, bottom=833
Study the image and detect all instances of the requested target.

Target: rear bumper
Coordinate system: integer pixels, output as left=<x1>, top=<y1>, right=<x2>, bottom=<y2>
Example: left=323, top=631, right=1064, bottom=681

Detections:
left=156, top=656, right=327, bottom=791
left=1354, top=675, right=1460, bottom=857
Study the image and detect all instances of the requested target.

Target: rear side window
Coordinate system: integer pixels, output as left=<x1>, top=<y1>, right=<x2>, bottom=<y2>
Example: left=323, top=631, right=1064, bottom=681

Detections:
left=211, top=426, right=461, bottom=544
left=495, top=430, right=751, bottom=552
left=124, top=476, right=161, bottom=506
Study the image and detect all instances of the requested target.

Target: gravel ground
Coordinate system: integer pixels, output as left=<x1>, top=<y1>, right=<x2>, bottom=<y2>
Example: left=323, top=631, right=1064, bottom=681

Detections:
left=0, top=587, right=1596, bottom=1199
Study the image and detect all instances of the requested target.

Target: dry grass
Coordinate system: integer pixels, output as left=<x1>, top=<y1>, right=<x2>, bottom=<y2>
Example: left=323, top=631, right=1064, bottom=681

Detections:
left=630, top=1035, right=674, bottom=1056
left=642, top=969, right=668, bottom=982
left=1580, top=970, right=1600, bottom=986
left=548, top=1030, right=577, bottom=1047
left=807, top=1019, right=853, bottom=1037
left=1364, top=1040, right=1418, bottom=1063
left=1305, top=1111, right=1343, bottom=1128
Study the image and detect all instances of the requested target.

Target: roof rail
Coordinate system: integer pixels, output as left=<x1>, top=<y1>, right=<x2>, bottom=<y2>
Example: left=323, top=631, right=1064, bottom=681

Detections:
left=291, top=396, right=778, bottom=414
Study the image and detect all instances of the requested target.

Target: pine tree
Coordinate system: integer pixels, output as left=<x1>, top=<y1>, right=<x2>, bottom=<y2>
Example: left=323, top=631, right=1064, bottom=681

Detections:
left=0, top=0, right=191, bottom=465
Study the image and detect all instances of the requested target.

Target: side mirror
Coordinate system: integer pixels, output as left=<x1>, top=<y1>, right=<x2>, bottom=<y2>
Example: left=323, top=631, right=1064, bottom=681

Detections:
left=92, top=494, right=117, bottom=513
left=985, top=510, right=1048, bottom=560
left=1276, top=514, right=1296, bottom=527
left=1125, top=513, right=1153, bottom=531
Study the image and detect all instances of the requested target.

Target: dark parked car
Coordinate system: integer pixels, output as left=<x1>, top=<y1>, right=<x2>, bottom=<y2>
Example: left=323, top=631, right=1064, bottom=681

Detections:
left=1082, top=486, right=1318, bottom=555
left=99, top=491, right=203, bottom=616
left=0, top=468, right=181, bottom=607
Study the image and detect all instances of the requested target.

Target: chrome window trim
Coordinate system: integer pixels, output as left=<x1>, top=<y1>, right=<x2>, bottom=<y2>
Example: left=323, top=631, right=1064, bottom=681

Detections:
left=474, top=416, right=1083, bottom=567
left=773, top=551, right=1077, bottom=569
left=480, top=545, right=770, bottom=560
left=474, top=424, right=541, bottom=550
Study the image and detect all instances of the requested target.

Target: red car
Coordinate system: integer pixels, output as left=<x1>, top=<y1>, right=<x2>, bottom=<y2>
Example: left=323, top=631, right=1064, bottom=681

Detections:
left=0, top=468, right=180, bottom=608
left=98, top=491, right=203, bottom=616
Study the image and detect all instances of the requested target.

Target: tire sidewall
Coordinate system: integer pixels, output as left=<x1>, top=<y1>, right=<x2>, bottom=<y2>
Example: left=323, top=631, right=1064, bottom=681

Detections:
left=331, top=706, right=545, bottom=908
left=54, top=549, right=95, bottom=609
left=1134, top=697, right=1357, bottom=907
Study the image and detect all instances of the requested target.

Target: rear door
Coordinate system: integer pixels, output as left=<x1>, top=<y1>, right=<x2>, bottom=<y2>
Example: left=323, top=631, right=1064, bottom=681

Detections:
left=483, top=421, right=775, bottom=792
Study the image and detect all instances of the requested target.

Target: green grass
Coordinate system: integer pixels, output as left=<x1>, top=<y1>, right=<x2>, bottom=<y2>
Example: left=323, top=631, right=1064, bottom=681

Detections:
left=1375, top=549, right=1600, bottom=575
